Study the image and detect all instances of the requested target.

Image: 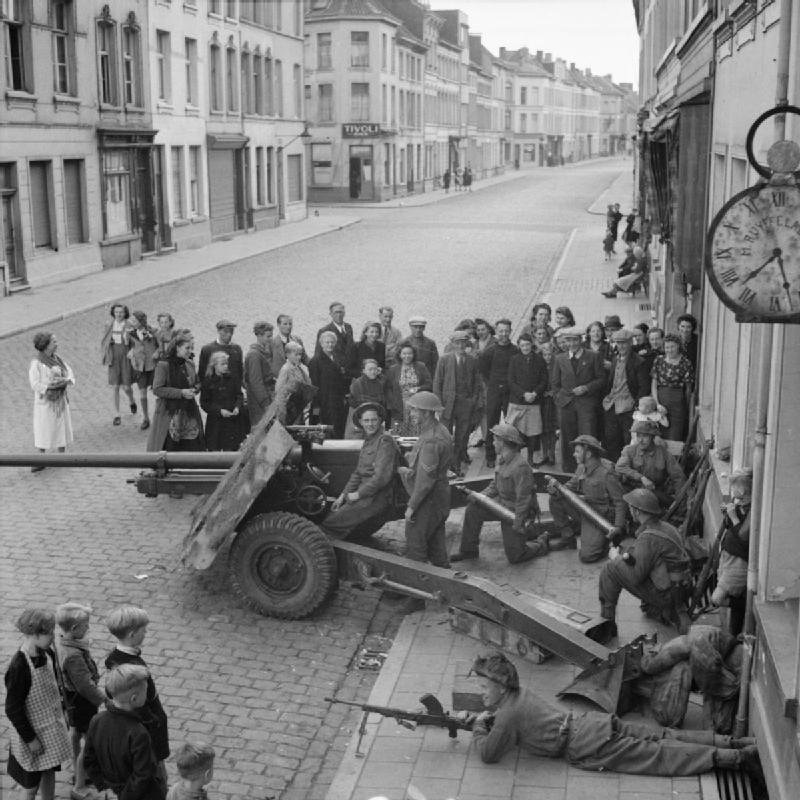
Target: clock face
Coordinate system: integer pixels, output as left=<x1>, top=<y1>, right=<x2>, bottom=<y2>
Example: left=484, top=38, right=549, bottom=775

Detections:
left=706, top=183, right=800, bottom=322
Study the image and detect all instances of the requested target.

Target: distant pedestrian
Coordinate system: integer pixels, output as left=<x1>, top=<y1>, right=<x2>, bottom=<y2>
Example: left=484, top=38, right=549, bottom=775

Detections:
left=29, top=332, right=74, bottom=469
left=621, top=213, right=639, bottom=244
left=101, top=303, right=136, bottom=426
left=244, top=321, right=276, bottom=429
left=454, top=167, right=462, bottom=191
left=128, top=311, right=158, bottom=430
left=442, top=169, right=451, bottom=193
left=4, top=608, right=72, bottom=800
left=603, top=229, right=614, bottom=260
left=609, top=203, right=623, bottom=251
left=463, top=165, right=473, bottom=191
left=167, top=742, right=216, bottom=800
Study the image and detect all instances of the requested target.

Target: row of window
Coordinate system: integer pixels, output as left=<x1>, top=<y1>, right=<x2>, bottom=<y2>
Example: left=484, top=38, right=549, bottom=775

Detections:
left=172, top=0, right=303, bottom=35
left=315, top=31, right=424, bottom=80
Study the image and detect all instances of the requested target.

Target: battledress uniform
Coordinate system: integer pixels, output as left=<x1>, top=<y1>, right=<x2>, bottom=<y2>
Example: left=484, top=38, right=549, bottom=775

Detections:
left=473, top=687, right=744, bottom=774
left=457, top=450, right=548, bottom=563
left=616, top=441, right=685, bottom=506
left=549, top=459, right=627, bottom=562
left=401, top=420, right=453, bottom=567
left=320, top=430, right=400, bottom=539
left=598, top=518, right=690, bottom=626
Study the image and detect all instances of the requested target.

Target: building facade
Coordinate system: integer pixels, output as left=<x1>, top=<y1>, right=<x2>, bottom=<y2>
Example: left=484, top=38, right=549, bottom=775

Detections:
left=635, top=2, right=800, bottom=798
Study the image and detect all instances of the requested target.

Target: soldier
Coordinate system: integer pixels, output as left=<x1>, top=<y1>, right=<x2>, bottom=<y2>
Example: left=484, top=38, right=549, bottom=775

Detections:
left=320, top=402, right=400, bottom=540
left=451, top=423, right=549, bottom=564
left=599, top=488, right=693, bottom=641
left=466, top=652, right=759, bottom=776
left=397, top=391, right=453, bottom=568
left=545, top=435, right=626, bottom=562
left=616, top=420, right=685, bottom=506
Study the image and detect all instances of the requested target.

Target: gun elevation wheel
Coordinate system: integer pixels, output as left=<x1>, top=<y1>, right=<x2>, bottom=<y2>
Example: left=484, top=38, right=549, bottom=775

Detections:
left=228, top=512, right=338, bottom=619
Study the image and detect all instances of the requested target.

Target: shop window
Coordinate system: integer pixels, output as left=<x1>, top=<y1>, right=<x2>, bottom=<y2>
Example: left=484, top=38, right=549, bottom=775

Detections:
left=311, top=143, right=332, bottom=185
left=102, top=150, right=131, bottom=237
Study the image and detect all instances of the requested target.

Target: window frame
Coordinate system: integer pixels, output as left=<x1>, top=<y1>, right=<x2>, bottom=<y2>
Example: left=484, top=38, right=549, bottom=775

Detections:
left=184, top=37, right=198, bottom=107
left=122, top=19, right=143, bottom=107
left=51, top=0, right=76, bottom=96
left=97, top=14, right=118, bottom=107
left=156, top=29, right=172, bottom=103
left=4, top=0, right=33, bottom=93
left=350, top=31, right=369, bottom=68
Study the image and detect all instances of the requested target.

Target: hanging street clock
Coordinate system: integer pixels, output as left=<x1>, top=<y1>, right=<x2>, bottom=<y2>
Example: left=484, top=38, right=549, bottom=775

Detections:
left=705, top=181, right=800, bottom=323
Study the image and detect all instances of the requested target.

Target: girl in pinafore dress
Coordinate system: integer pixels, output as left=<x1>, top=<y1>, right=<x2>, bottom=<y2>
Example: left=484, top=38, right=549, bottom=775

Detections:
left=4, top=608, right=72, bottom=800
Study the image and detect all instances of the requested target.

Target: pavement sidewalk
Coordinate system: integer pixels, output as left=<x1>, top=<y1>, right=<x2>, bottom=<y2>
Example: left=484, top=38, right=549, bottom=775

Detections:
left=322, top=167, right=712, bottom=800
left=0, top=213, right=361, bottom=340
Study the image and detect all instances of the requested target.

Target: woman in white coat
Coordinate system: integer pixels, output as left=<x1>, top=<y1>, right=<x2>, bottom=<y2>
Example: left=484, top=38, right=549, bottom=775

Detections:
left=29, top=332, right=75, bottom=471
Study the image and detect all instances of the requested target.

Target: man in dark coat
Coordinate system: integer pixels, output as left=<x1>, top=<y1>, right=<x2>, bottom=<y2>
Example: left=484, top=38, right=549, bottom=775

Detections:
left=478, top=318, right=519, bottom=469
left=198, top=320, right=243, bottom=391
left=398, top=391, right=453, bottom=569
left=309, top=330, right=349, bottom=437
left=270, top=314, right=306, bottom=376
left=598, top=489, right=693, bottom=640
left=244, top=321, right=275, bottom=429
left=315, top=301, right=354, bottom=362
left=550, top=327, right=605, bottom=472
left=601, top=328, right=651, bottom=461
left=320, top=402, right=400, bottom=539
left=433, top=330, right=481, bottom=474
left=609, top=203, right=623, bottom=250
left=398, top=316, right=439, bottom=375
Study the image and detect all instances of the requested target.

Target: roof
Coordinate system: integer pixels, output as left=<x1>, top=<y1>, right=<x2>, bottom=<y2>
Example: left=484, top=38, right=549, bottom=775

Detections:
left=305, top=0, right=400, bottom=25
left=501, top=48, right=551, bottom=78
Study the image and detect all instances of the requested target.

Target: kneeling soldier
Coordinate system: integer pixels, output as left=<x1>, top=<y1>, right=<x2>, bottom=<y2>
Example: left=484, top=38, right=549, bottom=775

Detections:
left=546, top=434, right=627, bottom=562
left=598, top=488, right=693, bottom=641
left=616, top=420, right=685, bottom=507
left=320, top=402, right=399, bottom=539
left=451, top=423, right=549, bottom=564
left=467, top=652, right=759, bottom=776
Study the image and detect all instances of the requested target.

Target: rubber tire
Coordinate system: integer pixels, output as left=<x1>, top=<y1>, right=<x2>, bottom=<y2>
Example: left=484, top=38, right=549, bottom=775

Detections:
left=228, top=511, right=338, bottom=619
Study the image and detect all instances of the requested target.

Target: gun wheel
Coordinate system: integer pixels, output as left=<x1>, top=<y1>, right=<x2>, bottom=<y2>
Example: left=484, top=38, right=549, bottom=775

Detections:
left=228, top=512, right=338, bottom=619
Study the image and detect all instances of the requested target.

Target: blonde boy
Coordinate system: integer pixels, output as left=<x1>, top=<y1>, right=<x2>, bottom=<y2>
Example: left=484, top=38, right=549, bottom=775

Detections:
left=167, top=742, right=216, bottom=800
left=84, top=665, right=166, bottom=800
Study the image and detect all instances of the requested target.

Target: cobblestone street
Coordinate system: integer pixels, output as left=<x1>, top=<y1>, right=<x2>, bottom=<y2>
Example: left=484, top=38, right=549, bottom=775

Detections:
left=0, top=160, right=632, bottom=800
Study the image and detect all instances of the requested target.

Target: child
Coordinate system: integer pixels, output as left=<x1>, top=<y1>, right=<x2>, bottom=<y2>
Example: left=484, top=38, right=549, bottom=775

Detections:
left=105, top=606, right=170, bottom=773
left=4, top=608, right=72, bottom=800
left=167, top=742, right=216, bottom=800
left=538, top=342, right=558, bottom=466
left=602, top=228, right=614, bottom=261
left=55, top=603, right=107, bottom=800
left=84, top=664, right=166, bottom=800
left=631, top=396, right=668, bottom=439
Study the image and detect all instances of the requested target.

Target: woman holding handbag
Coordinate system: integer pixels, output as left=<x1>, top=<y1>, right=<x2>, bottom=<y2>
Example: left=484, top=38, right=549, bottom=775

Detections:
left=146, top=330, right=205, bottom=451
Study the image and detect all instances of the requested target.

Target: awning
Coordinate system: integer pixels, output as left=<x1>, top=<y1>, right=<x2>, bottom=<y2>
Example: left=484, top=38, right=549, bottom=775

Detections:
left=206, top=133, right=249, bottom=150
left=97, top=126, right=158, bottom=148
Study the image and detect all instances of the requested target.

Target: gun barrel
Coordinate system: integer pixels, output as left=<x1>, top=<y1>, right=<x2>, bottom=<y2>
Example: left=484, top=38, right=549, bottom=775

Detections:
left=0, top=452, right=238, bottom=469
left=455, top=485, right=516, bottom=526
left=556, top=483, right=616, bottom=537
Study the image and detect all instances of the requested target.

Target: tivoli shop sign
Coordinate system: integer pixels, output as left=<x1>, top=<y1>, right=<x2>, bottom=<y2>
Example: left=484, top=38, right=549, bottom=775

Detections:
left=342, top=123, right=382, bottom=138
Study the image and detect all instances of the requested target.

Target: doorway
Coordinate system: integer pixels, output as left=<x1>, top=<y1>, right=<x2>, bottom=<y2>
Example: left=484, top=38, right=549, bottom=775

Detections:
left=348, top=145, right=373, bottom=200
left=0, top=164, right=23, bottom=285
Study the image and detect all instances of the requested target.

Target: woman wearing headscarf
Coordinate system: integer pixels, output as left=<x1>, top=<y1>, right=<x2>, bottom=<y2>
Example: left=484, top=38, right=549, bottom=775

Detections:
left=146, top=329, right=205, bottom=451
left=29, top=332, right=75, bottom=470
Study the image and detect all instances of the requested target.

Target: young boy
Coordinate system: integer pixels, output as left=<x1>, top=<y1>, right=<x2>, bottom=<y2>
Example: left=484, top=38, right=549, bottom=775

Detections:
left=105, top=606, right=170, bottom=772
left=55, top=603, right=107, bottom=800
left=167, top=742, right=216, bottom=800
left=84, top=665, right=166, bottom=800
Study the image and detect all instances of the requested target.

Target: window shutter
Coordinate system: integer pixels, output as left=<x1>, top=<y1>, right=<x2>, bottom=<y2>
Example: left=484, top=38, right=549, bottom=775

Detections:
left=63, top=160, right=84, bottom=243
left=29, top=161, right=52, bottom=248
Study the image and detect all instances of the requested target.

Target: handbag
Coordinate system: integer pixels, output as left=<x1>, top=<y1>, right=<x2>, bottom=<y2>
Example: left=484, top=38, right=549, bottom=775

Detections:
left=168, top=408, right=201, bottom=441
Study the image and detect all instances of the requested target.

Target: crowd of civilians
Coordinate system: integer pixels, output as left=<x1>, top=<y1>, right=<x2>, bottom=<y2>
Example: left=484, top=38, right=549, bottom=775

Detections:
left=28, top=298, right=698, bottom=471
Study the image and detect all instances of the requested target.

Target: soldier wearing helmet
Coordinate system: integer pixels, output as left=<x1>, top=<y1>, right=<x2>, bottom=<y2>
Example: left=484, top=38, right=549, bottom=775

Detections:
left=397, top=391, right=453, bottom=570
left=616, top=420, right=685, bottom=507
left=451, top=423, right=549, bottom=565
left=465, top=650, right=759, bottom=775
left=598, top=488, right=693, bottom=642
left=545, top=434, right=627, bottom=562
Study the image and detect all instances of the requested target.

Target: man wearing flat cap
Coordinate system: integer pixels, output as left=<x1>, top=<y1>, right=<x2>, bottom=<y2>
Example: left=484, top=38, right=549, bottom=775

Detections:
left=546, top=434, right=627, bottom=562
left=397, top=391, right=453, bottom=568
left=616, top=420, right=685, bottom=507
left=452, top=423, right=549, bottom=564
left=399, top=316, right=439, bottom=375
left=320, top=402, right=400, bottom=539
left=598, top=488, right=692, bottom=640
left=550, top=326, right=605, bottom=472
left=601, top=328, right=651, bottom=461
left=433, top=331, right=481, bottom=475
left=198, top=320, right=244, bottom=394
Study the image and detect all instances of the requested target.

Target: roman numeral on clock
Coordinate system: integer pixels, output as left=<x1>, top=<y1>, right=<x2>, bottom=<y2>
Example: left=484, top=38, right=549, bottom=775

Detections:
left=769, top=296, right=782, bottom=312
left=772, top=191, right=786, bottom=207
left=719, top=267, right=739, bottom=286
left=715, top=247, right=733, bottom=259
left=738, top=287, right=757, bottom=306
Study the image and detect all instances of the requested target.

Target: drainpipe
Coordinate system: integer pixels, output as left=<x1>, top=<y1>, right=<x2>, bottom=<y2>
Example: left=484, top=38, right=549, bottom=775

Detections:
left=733, top=0, right=793, bottom=739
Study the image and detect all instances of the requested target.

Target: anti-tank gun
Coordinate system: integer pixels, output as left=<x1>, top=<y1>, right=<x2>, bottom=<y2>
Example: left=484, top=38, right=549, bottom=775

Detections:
left=0, top=409, right=646, bottom=714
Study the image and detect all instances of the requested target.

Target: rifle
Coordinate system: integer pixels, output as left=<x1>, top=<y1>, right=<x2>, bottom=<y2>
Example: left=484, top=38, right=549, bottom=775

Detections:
left=325, top=693, right=475, bottom=757
left=688, top=514, right=726, bottom=617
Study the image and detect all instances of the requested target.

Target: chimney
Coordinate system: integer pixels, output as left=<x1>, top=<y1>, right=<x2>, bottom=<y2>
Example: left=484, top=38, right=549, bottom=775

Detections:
left=544, top=52, right=552, bottom=62
left=570, top=62, right=575, bottom=71
left=499, top=46, right=506, bottom=58
left=585, top=67, right=592, bottom=77
left=604, top=74, right=612, bottom=81
left=536, top=50, right=543, bottom=60
left=520, top=47, right=529, bottom=57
